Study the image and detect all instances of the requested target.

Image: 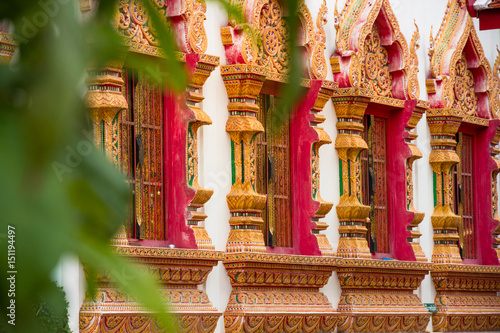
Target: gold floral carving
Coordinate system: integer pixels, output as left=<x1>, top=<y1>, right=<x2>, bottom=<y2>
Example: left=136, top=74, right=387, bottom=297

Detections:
left=80, top=246, right=222, bottom=333
left=223, top=0, right=328, bottom=81
left=453, top=55, right=477, bottom=115
left=116, top=0, right=208, bottom=55
left=360, top=25, right=392, bottom=97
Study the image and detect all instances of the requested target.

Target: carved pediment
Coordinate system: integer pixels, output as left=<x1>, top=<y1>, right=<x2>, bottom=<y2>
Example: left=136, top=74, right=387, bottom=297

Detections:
left=332, top=0, right=416, bottom=101
left=428, top=0, right=499, bottom=119
left=221, top=0, right=329, bottom=81
left=116, top=0, right=208, bottom=56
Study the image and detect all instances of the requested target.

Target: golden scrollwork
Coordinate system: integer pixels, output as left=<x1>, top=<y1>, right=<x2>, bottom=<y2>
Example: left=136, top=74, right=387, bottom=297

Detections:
left=360, top=25, right=392, bottom=97
left=116, top=0, right=208, bottom=56
left=453, top=55, right=477, bottom=115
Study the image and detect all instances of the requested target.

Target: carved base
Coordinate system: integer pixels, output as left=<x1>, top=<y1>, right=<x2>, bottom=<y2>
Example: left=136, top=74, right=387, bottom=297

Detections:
left=192, top=226, right=216, bottom=250
left=226, top=229, right=267, bottom=253
left=223, top=252, right=338, bottom=333
left=336, top=258, right=432, bottom=333
left=432, top=313, right=500, bottom=332
left=338, top=314, right=430, bottom=333
left=224, top=313, right=337, bottom=333
left=316, top=233, right=336, bottom=256
left=80, top=246, right=223, bottom=333
left=80, top=312, right=220, bottom=333
left=411, top=242, right=428, bottom=262
left=432, top=263, right=500, bottom=332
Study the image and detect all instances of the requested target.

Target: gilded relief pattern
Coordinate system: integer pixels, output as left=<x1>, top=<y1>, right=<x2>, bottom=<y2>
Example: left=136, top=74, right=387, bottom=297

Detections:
left=116, top=0, right=208, bottom=55
left=80, top=248, right=223, bottom=333
left=360, top=25, right=392, bottom=97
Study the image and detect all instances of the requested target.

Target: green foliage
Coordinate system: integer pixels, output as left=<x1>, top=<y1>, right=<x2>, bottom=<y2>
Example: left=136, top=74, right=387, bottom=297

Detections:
left=32, top=281, right=71, bottom=333
left=0, top=0, right=177, bottom=331
left=0, top=0, right=304, bottom=332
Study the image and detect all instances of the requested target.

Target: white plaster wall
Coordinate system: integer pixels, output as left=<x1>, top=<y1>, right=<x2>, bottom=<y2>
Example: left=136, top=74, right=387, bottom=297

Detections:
left=202, top=2, right=233, bottom=332
left=58, top=1, right=500, bottom=332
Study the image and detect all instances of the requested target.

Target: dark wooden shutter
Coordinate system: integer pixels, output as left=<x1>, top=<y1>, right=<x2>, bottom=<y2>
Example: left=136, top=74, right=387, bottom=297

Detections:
left=256, top=94, right=292, bottom=247
left=121, top=70, right=165, bottom=240
left=361, top=115, right=390, bottom=254
left=455, top=133, right=476, bottom=259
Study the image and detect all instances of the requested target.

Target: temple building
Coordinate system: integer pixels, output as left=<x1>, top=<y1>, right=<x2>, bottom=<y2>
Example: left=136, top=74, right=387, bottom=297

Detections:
left=3, top=0, right=500, bottom=332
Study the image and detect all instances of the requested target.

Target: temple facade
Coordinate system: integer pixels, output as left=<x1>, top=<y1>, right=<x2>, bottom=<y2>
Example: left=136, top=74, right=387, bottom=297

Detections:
left=3, top=0, right=500, bottom=332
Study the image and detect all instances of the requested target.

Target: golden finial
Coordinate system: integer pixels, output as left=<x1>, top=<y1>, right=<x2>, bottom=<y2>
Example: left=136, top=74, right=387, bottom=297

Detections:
left=429, top=25, right=435, bottom=58
left=334, top=0, right=340, bottom=30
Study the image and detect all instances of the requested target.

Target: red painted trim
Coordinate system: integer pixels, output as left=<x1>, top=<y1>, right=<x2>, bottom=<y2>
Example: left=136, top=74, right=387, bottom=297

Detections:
left=289, top=80, right=323, bottom=256
left=386, top=100, right=418, bottom=261
left=467, top=0, right=478, bottom=17
left=163, top=53, right=199, bottom=249
left=478, top=9, right=500, bottom=30
left=473, top=119, right=500, bottom=265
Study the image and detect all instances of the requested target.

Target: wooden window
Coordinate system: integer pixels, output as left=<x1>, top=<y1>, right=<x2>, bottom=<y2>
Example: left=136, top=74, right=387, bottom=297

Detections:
left=361, top=115, right=390, bottom=254
left=454, top=133, right=476, bottom=259
left=255, top=94, right=292, bottom=247
left=121, top=70, right=165, bottom=241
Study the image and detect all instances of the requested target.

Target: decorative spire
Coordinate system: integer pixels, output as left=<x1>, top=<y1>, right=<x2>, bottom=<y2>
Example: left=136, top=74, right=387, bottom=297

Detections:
left=334, top=0, right=340, bottom=31
left=428, top=25, right=435, bottom=60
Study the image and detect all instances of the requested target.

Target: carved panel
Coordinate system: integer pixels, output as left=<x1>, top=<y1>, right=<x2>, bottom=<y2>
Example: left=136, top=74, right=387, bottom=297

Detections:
left=223, top=253, right=337, bottom=333
left=80, top=247, right=223, bottom=333
left=431, top=264, right=500, bottom=332
left=336, top=259, right=432, bottom=333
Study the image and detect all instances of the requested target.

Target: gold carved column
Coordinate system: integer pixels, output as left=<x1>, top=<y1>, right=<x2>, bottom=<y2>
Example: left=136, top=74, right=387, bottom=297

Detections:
left=85, top=64, right=129, bottom=246
left=330, top=92, right=371, bottom=259
left=311, top=82, right=336, bottom=256
left=406, top=104, right=427, bottom=262
left=186, top=55, right=220, bottom=250
left=221, top=64, right=268, bottom=253
left=426, top=108, right=462, bottom=264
